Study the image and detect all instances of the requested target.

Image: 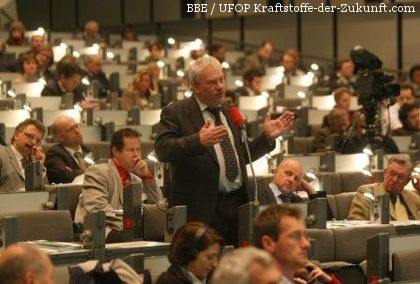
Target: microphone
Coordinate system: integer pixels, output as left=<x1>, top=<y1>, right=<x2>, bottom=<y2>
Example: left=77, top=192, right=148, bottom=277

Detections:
left=229, top=107, right=245, bottom=129
left=229, top=107, right=258, bottom=204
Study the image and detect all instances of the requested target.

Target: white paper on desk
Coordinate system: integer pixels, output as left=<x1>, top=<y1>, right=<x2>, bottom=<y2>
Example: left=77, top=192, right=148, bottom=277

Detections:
left=72, top=174, right=85, bottom=184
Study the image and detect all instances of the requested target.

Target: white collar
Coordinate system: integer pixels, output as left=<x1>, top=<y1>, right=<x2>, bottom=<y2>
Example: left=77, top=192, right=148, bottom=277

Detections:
left=195, top=96, right=221, bottom=113
left=64, top=146, right=82, bottom=157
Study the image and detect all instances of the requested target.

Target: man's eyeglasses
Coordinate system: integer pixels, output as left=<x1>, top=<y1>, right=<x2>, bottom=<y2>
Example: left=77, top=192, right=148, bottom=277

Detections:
left=21, top=131, right=42, bottom=145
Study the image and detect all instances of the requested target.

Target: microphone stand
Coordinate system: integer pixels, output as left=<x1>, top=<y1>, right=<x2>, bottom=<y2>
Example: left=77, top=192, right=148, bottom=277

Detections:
left=239, top=127, right=259, bottom=205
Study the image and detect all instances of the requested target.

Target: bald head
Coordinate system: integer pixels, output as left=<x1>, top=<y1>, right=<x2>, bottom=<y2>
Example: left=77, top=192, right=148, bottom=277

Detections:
left=52, top=115, right=82, bottom=149
left=273, top=159, right=304, bottom=194
left=84, top=55, right=102, bottom=75
left=0, top=243, right=54, bottom=284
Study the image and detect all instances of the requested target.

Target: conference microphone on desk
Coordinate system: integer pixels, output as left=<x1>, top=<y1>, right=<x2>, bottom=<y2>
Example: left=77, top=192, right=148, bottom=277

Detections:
left=229, top=107, right=259, bottom=203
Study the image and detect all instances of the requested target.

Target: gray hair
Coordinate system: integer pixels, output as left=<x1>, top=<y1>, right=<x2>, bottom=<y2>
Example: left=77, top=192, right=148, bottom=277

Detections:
left=327, top=108, right=348, bottom=126
left=0, top=243, right=50, bottom=284
left=387, top=155, right=413, bottom=172
left=211, top=247, right=276, bottom=284
left=185, top=55, right=222, bottom=89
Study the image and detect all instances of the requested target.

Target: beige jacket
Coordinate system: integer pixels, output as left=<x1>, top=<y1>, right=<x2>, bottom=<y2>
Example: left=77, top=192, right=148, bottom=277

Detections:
left=75, top=160, right=160, bottom=232
left=348, top=182, right=420, bottom=220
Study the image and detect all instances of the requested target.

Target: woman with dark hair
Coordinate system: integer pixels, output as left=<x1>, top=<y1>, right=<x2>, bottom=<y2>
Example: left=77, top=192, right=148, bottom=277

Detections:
left=156, top=222, right=224, bottom=284
left=15, top=52, right=39, bottom=83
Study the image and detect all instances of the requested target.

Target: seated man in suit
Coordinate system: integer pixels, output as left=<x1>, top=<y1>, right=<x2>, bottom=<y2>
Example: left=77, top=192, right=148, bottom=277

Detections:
left=45, top=115, right=95, bottom=184
left=348, top=156, right=420, bottom=220
left=313, top=108, right=350, bottom=153
left=75, top=128, right=161, bottom=243
left=259, top=159, right=324, bottom=205
left=82, top=54, right=110, bottom=99
left=0, top=119, right=47, bottom=192
left=254, top=205, right=340, bottom=284
left=391, top=103, right=419, bottom=136
left=0, top=243, right=55, bottom=284
left=235, top=68, right=263, bottom=97
left=41, top=61, right=99, bottom=110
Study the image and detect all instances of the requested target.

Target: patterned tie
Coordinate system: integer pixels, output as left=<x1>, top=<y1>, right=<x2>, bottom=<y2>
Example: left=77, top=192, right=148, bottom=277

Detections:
left=21, top=157, right=31, bottom=173
left=207, top=107, right=239, bottom=182
left=74, top=151, right=87, bottom=171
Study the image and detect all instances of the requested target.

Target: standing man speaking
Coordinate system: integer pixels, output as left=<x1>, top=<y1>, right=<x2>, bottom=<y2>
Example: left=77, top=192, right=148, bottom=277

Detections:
left=155, top=56, right=294, bottom=245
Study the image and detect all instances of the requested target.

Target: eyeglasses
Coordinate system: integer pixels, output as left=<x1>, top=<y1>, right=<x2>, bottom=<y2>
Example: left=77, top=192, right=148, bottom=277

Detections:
left=387, top=170, right=410, bottom=182
left=286, top=231, right=309, bottom=242
left=21, top=131, right=42, bottom=145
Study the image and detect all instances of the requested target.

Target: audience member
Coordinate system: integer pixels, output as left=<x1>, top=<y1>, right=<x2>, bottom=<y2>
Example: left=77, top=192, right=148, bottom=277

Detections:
left=75, top=128, right=160, bottom=243
left=243, top=40, right=275, bottom=74
left=223, top=90, right=236, bottom=107
left=35, top=45, right=55, bottom=82
left=121, top=25, right=136, bottom=42
left=392, top=103, right=420, bottom=136
left=147, top=62, right=161, bottom=94
left=5, top=21, right=26, bottom=46
left=14, top=52, right=39, bottom=83
left=144, top=42, right=163, bottom=64
left=381, top=84, right=416, bottom=134
left=45, top=115, right=95, bottom=184
left=338, top=113, right=399, bottom=154
left=348, top=156, right=420, bottom=220
left=259, top=159, right=325, bottom=205
left=0, top=119, right=46, bottom=192
left=121, top=68, right=155, bottom=110
left=29, top=34, right=45, bottom=53
left=328, top=58, right=356, bottom=92
left=190, top=48, right=206, bottom=60
left=321, top=87, right=353, bottom=127
left=254, top=205, right=340, bottom=283
left=156, top=222, right=224, bottom=284
left=313, top=108, right=349, bottom=152
left=281, top=48, right=305, bottom=79
left=235, top=68, right=263, bottom=97
left=209, top=43, right=226, bottom=63
left=82, top=54, right=110, bottom=98
left=155, top=56, right=294, bottom=245
left=212, top=247, right=283, bottom=284
left=42, top=61, right=99, bottom=109
left=0, top=243, right=55, bottom=284
left=408, top=64, right=420, bottom=97
left=82, top=20, right=105, bottom=46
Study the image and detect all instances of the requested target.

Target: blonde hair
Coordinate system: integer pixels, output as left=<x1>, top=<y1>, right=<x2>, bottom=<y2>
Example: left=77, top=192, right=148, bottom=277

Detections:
left=128, top=68, right=150, bottom=92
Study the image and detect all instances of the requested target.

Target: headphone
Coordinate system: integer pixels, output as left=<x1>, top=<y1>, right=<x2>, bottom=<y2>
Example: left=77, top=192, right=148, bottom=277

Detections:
left=187, top=226, right=208, bottom=260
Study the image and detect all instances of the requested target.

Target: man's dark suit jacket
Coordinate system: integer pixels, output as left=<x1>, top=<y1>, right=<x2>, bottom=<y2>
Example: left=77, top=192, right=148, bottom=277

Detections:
left=154, top=96, right=275, bottom=223
left=258, top=185, right=305, bottom=205
left=41, top=79, right=85, bottom=104
left=45, top=144, right=93, bottom=184
left=82, top=70, right=110, bottom=99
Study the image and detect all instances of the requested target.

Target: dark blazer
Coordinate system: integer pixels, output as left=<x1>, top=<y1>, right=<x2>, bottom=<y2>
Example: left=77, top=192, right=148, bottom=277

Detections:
left=154, top=96, right=274, bottom=223
left=41, top=79, right=85, bottom=104
left=258, top=185, right=304, bottom=205
left=45, top=144, right=94, bottom=184
left=234, top=86, right=251, bottom=97
left=82, top=69, right=110, bottom=99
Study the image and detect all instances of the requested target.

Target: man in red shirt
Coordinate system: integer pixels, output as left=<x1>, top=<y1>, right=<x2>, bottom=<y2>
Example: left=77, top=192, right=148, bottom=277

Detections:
left=75, top=128, right=160, bottom=243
